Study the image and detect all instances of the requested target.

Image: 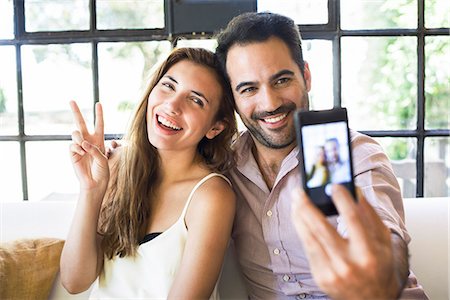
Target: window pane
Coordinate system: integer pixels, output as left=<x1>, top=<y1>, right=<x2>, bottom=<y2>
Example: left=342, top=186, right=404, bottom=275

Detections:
left=0, top=0, right=14, bottom=39
left=341, top=0, right=417, bottom=29
left=0, top=46, right=18, bottom=135
left=425, top=0, right=450, bottom=28
left=98, top=41, right=171, bottom=134
left=304, top=40, right=333, bottom=110
left=425, top=36, right=450, bottom=130
left=425, top=137, right=449, bottom=197
left=96, top=0, right=164, bottom=30
left=342, top=37, right=417, bottom=130
left=375, top=137, right=417, bottom=198
left=25, top=0, right=90, bottom=32
left=21, top=44, right=93, bottom=135
left=26, top=141, right=78, bottom=201
left=176, top=39, right=218, bottom=52
left=0, top=142, right=23, bottom=201
left=257, top=0, right=328, bottom=25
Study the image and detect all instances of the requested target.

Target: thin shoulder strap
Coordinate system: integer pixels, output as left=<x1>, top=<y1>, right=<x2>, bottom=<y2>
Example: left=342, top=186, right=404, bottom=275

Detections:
left=180, top=173, right=232, bottom=219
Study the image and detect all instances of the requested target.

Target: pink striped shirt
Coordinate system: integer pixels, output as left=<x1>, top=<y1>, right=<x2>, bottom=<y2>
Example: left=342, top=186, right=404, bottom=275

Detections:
left=227, top=130, right=427, bottom=299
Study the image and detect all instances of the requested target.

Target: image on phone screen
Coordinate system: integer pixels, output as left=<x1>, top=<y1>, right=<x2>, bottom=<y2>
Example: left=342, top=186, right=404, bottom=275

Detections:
left=301, top=121, right=353, bottom=205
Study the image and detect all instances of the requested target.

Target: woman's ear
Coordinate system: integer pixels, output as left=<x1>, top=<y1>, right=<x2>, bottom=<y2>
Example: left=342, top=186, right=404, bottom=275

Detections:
left=205, top=120, right=226, bottom=139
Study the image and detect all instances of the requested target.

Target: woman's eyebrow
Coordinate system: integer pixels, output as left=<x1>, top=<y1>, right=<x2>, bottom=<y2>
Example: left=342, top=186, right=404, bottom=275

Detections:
left=163, top=75, right=178, bottom=84
left=192, top=90, right=210, bottom=104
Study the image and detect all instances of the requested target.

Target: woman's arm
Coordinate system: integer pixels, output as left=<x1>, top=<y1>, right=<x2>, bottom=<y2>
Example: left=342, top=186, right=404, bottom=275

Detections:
left=60, top=101, right=111, bottom=293
left=60, top=188, right=106, bottom=294
left=168, top=176, right=236, bottom=299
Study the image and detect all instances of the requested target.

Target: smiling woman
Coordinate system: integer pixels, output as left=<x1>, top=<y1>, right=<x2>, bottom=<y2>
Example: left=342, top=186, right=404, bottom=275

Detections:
left=60, top=47, right=238, bottom=299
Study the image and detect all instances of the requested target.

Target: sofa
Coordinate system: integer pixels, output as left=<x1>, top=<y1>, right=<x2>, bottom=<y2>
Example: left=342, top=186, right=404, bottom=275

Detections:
left=1, top=197, right=448, bottom=299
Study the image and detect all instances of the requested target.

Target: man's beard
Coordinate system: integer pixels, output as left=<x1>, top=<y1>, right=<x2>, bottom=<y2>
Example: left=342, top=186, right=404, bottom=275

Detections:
left=239, top=102, right=298, bottom=149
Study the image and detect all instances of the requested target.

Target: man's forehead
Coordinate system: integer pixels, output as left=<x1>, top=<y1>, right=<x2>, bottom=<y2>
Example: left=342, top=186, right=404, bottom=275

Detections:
left=225, top=37, right=298, bottom=83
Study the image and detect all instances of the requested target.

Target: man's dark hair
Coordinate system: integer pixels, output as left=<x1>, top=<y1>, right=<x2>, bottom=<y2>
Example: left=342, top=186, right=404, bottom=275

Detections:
left=215, top=12, right=305, bottom=80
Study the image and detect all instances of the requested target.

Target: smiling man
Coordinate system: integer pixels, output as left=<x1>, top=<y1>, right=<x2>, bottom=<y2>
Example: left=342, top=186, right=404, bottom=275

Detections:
left=216, top=12, right=427, bottom=299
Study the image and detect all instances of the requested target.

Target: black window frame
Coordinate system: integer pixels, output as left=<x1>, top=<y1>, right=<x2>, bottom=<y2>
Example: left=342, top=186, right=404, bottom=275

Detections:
left=0, top=0, right=448, bottom=200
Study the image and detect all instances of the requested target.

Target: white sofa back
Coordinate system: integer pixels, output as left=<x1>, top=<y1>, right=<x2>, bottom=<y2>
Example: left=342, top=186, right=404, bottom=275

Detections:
left=1, top=197, right=448, bottom=299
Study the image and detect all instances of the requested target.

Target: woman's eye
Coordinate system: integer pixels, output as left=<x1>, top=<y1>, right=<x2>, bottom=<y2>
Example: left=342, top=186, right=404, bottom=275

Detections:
left=162, top=82, right=174, bottom=90
left=192, top=97, right=204, bottom=107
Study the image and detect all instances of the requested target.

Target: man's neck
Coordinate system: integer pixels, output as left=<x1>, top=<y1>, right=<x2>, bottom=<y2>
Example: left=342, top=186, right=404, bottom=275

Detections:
left=251, top=140, right=295, bottom=190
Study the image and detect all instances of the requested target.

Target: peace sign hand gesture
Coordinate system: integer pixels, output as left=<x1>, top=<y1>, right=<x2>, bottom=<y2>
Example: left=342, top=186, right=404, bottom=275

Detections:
left=69, top=100, right=109, bottom=194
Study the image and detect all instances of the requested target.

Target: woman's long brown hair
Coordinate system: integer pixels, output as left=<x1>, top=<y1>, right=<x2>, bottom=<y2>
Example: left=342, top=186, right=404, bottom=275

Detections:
left=98, top=47, right=237, bottom=259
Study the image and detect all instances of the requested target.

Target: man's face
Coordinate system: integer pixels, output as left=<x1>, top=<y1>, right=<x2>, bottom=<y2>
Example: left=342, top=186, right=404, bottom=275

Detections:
left=225, top=36, right=311, bottom=150
left=325, top=140, right=339, bottom=164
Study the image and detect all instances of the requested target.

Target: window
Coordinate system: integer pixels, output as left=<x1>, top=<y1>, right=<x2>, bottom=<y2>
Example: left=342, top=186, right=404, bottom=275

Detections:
left=1, top=0, right=449, bottom=201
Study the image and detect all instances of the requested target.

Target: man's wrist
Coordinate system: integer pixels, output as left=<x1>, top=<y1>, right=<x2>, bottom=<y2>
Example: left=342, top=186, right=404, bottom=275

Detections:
left=390, top=230, right=409, bottom=298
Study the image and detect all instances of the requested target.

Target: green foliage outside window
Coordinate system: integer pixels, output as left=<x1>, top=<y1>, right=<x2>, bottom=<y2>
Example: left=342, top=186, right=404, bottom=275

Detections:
left=358, top=0, right=449, bottom=159
left=0, top=88, right=6, bottom=113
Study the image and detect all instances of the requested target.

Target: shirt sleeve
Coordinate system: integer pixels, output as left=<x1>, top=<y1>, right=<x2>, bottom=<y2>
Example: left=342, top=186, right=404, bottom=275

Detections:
left=336, top=130, right=411, bottom=244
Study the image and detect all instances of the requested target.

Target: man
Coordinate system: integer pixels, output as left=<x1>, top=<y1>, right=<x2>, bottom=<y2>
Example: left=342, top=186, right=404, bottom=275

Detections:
left=324, top=137, right=351, bottom=184
left=215, top=12, right=427, bottom=299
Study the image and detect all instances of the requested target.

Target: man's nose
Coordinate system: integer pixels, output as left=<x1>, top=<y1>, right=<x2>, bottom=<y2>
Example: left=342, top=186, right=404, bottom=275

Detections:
left=260, top=86, right=282, bottom=112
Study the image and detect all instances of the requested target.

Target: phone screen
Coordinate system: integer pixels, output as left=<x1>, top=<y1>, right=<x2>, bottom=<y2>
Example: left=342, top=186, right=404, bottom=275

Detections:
left=295, top=108, right=355, bottom=216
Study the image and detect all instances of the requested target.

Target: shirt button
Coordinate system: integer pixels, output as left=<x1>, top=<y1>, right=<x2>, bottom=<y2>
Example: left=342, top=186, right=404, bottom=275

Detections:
left=283, top=274, right=290, bottom=282
left=273, top=248, right=280, bottom=255
left=266, top=210, right=273, bottom=217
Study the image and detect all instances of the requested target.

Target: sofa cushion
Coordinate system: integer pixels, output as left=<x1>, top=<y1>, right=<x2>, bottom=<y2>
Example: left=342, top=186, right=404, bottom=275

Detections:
left=0, top=238, right=64, bottom=300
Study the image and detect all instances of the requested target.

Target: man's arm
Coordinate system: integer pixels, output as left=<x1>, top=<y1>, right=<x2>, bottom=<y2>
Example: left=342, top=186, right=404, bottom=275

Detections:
left=391, top=231, right=410, bottom=297
left=291, top=185, right=406, bottom=300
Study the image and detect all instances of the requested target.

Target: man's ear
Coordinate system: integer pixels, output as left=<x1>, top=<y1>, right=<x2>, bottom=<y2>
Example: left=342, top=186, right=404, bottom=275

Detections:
left=303, top=61, right=312, bottom=92
left=205, top=120, right=226, bottom=139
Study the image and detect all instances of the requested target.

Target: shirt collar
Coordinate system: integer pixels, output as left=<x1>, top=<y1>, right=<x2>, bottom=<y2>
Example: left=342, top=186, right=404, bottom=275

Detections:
left=233, top=130, right=300, bottom=190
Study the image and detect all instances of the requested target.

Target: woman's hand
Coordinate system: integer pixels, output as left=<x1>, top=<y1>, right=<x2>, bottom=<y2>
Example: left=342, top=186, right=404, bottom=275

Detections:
left=69, top=100, right=109, bottom=192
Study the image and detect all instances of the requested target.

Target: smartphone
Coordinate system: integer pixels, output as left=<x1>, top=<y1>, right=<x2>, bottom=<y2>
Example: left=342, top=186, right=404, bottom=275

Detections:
left=294, top=107, right=356, bottom=216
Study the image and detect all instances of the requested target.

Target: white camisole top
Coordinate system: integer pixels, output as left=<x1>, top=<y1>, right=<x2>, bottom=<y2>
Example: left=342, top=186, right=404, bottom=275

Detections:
left=90, top=173, right=231, bottom=299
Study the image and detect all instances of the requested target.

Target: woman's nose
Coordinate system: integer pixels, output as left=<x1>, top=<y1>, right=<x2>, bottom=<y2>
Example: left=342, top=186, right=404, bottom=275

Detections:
left=164, top=94, right=183, bottom=115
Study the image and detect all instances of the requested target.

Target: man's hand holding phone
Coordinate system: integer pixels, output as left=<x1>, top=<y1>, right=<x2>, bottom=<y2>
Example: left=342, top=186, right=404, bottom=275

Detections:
left=291, top=185, right=400, bottom=300
left=292, top=108, right=402, bottom=299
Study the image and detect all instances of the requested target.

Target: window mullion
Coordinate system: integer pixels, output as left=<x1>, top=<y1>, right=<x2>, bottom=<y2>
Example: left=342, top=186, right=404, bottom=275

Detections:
left=333, top=0, right=341, bottom=107
left=416, top=0, right=425, bottom=197
left=15, top=43, right=28, bottom=200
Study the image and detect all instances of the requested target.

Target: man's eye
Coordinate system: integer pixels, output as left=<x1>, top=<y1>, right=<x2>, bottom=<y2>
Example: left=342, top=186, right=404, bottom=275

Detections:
left=241, top=87, right=256, bottom=94
left=276, top=77, right=290, bottom=85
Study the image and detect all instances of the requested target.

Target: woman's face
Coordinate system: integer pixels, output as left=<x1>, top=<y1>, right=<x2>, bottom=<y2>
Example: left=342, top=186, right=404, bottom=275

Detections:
left=316, top=147, right=326, bottom=163
left=147, top=60, right=225, bottom=152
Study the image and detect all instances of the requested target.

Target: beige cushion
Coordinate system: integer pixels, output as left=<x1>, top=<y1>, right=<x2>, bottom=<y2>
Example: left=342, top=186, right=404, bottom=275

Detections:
left=0, top=238, right=64, bottom=300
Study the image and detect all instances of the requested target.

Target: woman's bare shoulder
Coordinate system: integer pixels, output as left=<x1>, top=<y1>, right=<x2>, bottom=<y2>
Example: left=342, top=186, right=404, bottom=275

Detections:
left=191, top=174, right=235, bottom=209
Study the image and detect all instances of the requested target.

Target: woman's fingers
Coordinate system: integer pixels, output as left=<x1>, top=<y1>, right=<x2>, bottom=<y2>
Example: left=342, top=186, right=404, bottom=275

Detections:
left=94, top=102, right=104, bottom=139
left=69, top=100, right=89, bottom=135
left=70, top=143, right=86, bottom=157
left=72, top=130, right=83, bottom=145
left=81, top=140, right=107, bottom=163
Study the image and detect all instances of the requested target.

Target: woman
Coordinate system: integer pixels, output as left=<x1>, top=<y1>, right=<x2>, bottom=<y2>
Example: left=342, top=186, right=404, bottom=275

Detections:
left=60, top=47, right=237, bottom=299
left=306, top=145, right=330, bottom=188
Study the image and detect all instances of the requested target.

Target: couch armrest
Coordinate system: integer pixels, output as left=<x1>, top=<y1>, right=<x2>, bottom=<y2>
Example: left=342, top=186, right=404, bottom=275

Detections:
left=404, top=197, right=449, bottom=300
